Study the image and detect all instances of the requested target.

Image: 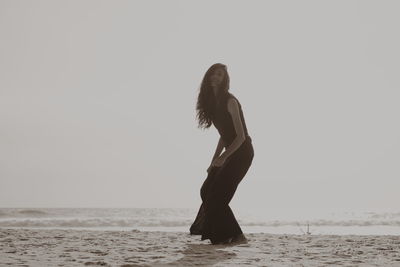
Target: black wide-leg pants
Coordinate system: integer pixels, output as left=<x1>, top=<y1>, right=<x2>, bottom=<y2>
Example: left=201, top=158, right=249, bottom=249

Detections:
left=190, top=136, right=254, bottom=244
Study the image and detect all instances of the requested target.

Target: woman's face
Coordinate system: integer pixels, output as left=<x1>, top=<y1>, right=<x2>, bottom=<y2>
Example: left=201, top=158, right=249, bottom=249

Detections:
left=210, top=68, right=225, bottom=88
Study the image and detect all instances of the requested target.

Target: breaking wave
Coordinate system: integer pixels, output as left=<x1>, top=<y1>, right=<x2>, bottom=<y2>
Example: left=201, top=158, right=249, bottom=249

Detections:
left=1, top=218, right=400, bottom=228
left=1, top=208, right=400, bottom=234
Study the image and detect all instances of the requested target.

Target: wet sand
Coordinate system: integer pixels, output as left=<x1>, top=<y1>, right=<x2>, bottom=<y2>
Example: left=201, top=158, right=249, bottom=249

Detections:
left=1, top=228, right=400, bottom=266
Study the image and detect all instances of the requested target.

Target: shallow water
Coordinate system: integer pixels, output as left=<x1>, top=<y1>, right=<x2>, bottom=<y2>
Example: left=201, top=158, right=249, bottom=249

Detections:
left=1, top=207, right=400, bottom=235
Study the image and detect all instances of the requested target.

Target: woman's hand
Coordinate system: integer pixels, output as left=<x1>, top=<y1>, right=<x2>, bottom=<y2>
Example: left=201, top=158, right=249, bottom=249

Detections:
left=211, top=155, right=227, bottom=168
left=207, top=154, right=228, bottom=173
left=207, top=164, right=213, bottom=173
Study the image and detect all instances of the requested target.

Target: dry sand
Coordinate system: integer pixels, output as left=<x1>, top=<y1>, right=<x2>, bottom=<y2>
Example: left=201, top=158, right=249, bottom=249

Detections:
left=1, top=228, right=400, bottom=266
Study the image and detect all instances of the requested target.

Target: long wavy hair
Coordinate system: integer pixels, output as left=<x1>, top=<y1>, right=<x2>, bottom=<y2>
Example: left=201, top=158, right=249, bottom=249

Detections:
left=196, top=63, right=231, bottom=129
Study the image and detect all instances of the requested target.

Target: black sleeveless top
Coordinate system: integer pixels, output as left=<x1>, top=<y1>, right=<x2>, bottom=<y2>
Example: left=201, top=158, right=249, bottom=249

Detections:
left=212, top=93, right=250, bottom=148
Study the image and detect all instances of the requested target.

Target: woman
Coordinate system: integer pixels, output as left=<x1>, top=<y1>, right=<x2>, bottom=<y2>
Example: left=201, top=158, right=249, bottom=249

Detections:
left=190, top=63, right=255, bottom=245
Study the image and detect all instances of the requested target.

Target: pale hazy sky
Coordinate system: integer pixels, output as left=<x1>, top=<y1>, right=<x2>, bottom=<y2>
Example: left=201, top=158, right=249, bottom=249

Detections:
left=1, top=0, right=399, bottom=213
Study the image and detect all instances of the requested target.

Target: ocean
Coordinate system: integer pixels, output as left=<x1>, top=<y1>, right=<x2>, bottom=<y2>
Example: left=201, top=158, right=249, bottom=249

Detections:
left=0, top=207, right=399, bottom=235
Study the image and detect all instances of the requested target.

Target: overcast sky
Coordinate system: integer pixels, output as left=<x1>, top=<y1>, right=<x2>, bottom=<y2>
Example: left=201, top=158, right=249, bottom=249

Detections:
left=1, top=0, right=399, bottom=213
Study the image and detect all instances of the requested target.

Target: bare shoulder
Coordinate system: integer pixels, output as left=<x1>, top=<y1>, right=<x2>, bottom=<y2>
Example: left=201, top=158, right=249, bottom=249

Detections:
left=227, top=96, right=240, bottom=114
left=227, top=95, right=240, bottom=109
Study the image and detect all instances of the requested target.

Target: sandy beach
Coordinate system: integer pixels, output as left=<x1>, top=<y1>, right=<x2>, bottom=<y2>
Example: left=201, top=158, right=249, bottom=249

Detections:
left=1, top=228, right=400, bottom=266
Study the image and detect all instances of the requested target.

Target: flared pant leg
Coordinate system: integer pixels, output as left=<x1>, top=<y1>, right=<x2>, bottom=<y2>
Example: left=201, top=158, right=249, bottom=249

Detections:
left=200, top=139, right=254, bottom=243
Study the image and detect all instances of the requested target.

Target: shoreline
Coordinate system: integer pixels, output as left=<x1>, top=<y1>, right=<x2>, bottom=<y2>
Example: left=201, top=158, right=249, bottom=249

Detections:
left=1, top=225, right=400, bottom=236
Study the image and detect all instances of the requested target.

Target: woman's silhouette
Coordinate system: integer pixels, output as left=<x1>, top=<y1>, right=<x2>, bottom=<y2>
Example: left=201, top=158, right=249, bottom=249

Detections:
left=190, top=63, right=255, bottom=245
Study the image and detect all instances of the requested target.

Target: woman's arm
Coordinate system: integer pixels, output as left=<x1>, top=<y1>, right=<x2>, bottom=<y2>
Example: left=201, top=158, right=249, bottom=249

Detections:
left=210, top=136, right=225, bottom=164
left=219, top=98, right=246, bottom=160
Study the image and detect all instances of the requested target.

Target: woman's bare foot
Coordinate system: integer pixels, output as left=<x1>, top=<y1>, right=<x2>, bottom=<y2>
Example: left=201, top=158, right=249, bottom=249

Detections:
left=222, top=237, right=233, bottom=244
left=230, top=233, right=248, bottom=244
left=211, top=236, right=233, bottom=245
left=212, top=234, right=247, bottom=245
